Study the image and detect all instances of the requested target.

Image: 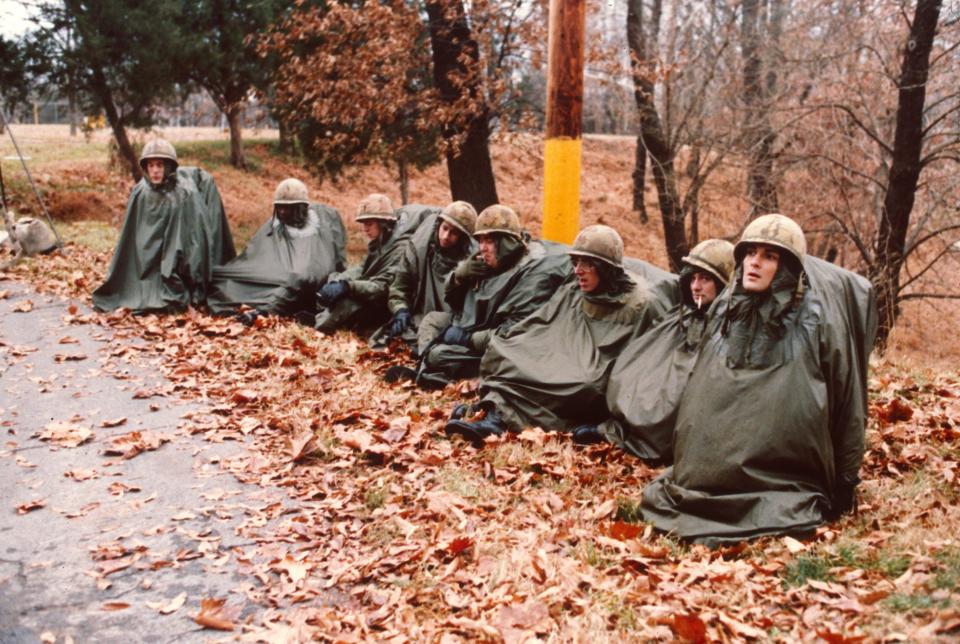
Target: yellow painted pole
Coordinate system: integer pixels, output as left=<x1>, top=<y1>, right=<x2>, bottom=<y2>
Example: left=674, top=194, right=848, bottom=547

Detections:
left=542, top=0, right=586, bottom=244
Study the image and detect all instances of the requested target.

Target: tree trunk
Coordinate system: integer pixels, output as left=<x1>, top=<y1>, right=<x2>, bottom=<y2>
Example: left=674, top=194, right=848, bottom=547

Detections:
left=628, top=0, right=686, bottom=270
left=741, top=0, right=780, bottom=217
left=425, top=0, right=499, bottom=210
left=398, top=159, right=410, bottom=205
left=226, top=103, right=246, bottom=169
left=632, top=135, right=648, bottom=223
left=91, top=68, right=141, bottom=182
left=870, top=0, right=941, bottom=351
left=278, top=117, right=293, bottom=155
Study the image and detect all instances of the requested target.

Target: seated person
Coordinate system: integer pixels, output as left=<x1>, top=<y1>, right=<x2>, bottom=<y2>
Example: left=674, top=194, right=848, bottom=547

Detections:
left=408, top=205, right=570, bottom=389
left=206, top=178, right=346, bottom=321
left=573, top=238, right=735, bottom=461
left=371, top=201, right=477, bottom=347
left=93, top=138, right=235, bottom=313
left=444, top=225, right=670, bottom=442
left=314, top=194, right=427, bottom=334
left=640, top=214, right=876, bottom=546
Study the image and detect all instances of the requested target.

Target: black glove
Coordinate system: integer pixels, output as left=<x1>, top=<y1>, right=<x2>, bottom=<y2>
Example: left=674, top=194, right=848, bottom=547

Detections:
left=442, top=325, right=472, bottom=347
left=317, top=280, right=349, bottom=308
left=235, top=310, right=259, bottom=326
left=453, top=256, right=490, bottom=285
left=827, top=478, right=859, bottom=520
left=387, top=309, right=412, bottom=337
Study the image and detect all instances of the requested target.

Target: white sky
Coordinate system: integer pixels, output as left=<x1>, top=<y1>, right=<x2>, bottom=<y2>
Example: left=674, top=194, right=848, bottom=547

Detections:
left=0, top=0, right=38, bottom=39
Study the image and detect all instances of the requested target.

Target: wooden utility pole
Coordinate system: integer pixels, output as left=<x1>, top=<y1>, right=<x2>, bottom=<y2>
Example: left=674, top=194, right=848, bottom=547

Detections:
left=542, top=0, right=586, bottom=244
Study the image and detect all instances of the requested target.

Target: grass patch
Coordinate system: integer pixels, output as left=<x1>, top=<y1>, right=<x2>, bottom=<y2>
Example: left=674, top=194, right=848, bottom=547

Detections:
left=439, top=466, right=484, bottom=500
left=782, top=553, right=834, bottom=588
left=592, top=590, right=639, bottom=630
left=59, top=221, right=118, bottom=254
left=933, top=546, right=960, bottom=591
left=175, top=139, right=274, bottom=173
left=883, top=592, right=946, bottom=613
left=615, top=497, right=643, bottom=523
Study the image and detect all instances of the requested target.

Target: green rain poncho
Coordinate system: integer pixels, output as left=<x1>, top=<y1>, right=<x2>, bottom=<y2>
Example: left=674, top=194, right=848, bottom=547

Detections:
left=640, top=256, right=877, bottom=545
left=206, top=204, right=346, bottom=316
left=315, top=204, right=432, bottom=333
left=477, top=268, right=670, bottom=432
left=92, top=167, right=235, bottom=313
left=599, top=268, right=713, bottom=462
left=369, top=211, right=474, bottom=345
left=415, top=239, right=572, bottom=388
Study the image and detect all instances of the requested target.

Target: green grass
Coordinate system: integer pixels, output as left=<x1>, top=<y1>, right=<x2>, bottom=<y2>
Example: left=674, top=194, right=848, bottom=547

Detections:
left=59, top=221, right=119, bottom=254
left=615, top=496, right=643, bottom=523
left=883, top=592, right=946, bottom=613
left=175, top=139, right=276, bottom=173
left=782, top=553, right=834, bottom=587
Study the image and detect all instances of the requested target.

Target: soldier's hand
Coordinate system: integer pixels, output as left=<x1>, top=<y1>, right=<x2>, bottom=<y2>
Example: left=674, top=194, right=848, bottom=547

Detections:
left=317, top=280, right=349, bottom=308
left=388, top=309, right=412, bottom=337
left=453, top=255, right=489, bottom=285
left=441, top=325, right=472, bottom=347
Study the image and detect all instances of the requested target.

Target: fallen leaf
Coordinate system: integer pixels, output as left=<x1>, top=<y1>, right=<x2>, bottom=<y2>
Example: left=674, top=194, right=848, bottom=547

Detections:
left=100, top=417, right=128, bottom=428
left=783, top=535, right=807, bottom=553
left=160, top=591, right=187, bottom=615
left=194, top=598, right=236, bottom=631
left=64, top=468, right=99, bottom=481
left=102, top=602, right=130, bottom=611
left=16, top=499, right=45, bottom=514
left=13, top=299, right=33, bottom=312
left=35, top=422, right=93, bottom=448
left=54, top=352, right=88, bottom=362
left=671, top=613, right=708, bottom=643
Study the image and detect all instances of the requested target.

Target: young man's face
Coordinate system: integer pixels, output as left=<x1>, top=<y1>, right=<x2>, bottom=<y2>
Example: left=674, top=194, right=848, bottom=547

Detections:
left=145, top=159, right=166, bottom=185
left=362, top=220, right=382, bottom=241
left=689, top=271, right=719, bottom=308
left=276, top=203, right=307, bottom=229
left=437, top=220, right=462, bottom=249
left=573, top=257, right=601, bottom=293
left=477, top=234, right=499, bottom=269
left=742, top=244, right=780, bottom=292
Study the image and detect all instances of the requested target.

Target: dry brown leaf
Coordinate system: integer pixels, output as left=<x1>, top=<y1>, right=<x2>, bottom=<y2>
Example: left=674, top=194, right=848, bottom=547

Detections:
left=159, top=591, right=187, bottom=615
left=16, top=499, right=45, bottom=514
left=36, top=422, right=93, bottom=448
left=99, top=417, right=128, bottom=428
left=102, top=602, right=130, bottom=611
left=13, top=299, right=33, bottom=312
left=194, top=598, right=236, bottom=631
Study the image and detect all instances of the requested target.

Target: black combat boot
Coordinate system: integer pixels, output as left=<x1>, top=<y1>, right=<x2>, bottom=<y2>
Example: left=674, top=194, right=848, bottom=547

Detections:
left=572, top=424, right=606, bottom=445
left=444, top=408, right=506, bottom=442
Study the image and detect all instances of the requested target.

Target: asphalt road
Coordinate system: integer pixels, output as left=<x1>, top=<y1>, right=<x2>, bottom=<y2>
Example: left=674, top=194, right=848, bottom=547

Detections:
left=0, top=281, right=277, bottom=643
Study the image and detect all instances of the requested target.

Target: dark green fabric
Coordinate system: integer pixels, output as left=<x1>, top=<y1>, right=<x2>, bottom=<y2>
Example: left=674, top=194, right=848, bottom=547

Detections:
left=206, top=203, right=346, bottom=316
left=369, top=211, right=474, bottom=345
left=477, top=272, right=668, bottom=432
left=598, top=303, right=710, bottom=462
left=640, top=255, right=877, bottom=545
left=416, top=240, right=571, bottom=387
left=92, top=167, right=235, bottom=313
left=316, top=204, right=432, bottom=332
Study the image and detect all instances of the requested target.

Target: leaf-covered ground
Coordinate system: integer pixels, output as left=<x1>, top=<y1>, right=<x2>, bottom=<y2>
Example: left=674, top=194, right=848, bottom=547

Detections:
left=3, top=241, right=960, bottom=642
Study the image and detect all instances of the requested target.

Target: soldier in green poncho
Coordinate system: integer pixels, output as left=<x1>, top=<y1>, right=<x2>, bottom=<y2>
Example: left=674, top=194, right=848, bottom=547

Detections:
left=92, top=139, right=235, bottom=313
left=571, top=238, right=735, bottom=460
left=370, top=201, right=477, bottom=348
left=443, top=225, right=669, bottom=441
left=314, top=194, right=428, bottom=334
left=401, top=205, right=570, bottom=390
left=640, top=214, right=877, bottom=545
left=206, top=178, right=346, bottom=323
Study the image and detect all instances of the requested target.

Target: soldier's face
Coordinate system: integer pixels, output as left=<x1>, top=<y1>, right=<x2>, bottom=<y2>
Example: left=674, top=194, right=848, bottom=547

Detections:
left=146, top=159, right=165, bottom=185
left=363, top=220, right=382, bottom=240
left=437, top=221, right=461, bottom=249
left=742, top=244, right=780, bottom=292
left=573, top=257, right=601, bottom=293
left=477, top=235, right=498, bottom=268
left=689, top=271, right=718, bottom=308
left=277, top=204, right=307, bottom=229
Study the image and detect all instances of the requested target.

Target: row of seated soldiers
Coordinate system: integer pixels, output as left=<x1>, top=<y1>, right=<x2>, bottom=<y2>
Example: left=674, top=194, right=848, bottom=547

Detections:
left=93, top=139, right=877, bottom=547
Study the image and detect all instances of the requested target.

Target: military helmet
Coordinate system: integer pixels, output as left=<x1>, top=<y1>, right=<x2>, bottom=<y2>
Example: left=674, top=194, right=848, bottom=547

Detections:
left=139, top=139, right=178, bottom=171
left=682, top=238, right=735, bottom=286
left=355, top=193, right=396, bottom=223
left=734, top=213, right=806, bottom=265
left=568, top=224, right=624, bottom=268
left=474, top=205, right=523, bottom=240
left=273, top=178, right=309, bottom=205
left=439, top=201, right=477, bottom=236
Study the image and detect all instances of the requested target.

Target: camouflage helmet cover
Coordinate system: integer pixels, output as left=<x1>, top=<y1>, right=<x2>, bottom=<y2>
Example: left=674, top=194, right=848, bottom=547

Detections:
left=355, top=193, right=396, bottom=223
left=568, top=224, right=624, bottom=268
left=474, top=205, right=523, bottom=240
left=273, top=178, right=309, bottom=205
left=139, top=139, right=178, bottom=170
left=439, top=201, right=478, bottom=236
left=734, top=213, right=807, bottom=265
left=682, top=238, right=735, bottom=285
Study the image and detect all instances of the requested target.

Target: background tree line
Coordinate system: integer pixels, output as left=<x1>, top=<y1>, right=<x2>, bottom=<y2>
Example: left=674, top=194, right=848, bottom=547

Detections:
left=1, top=0, right=958, bottom=350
